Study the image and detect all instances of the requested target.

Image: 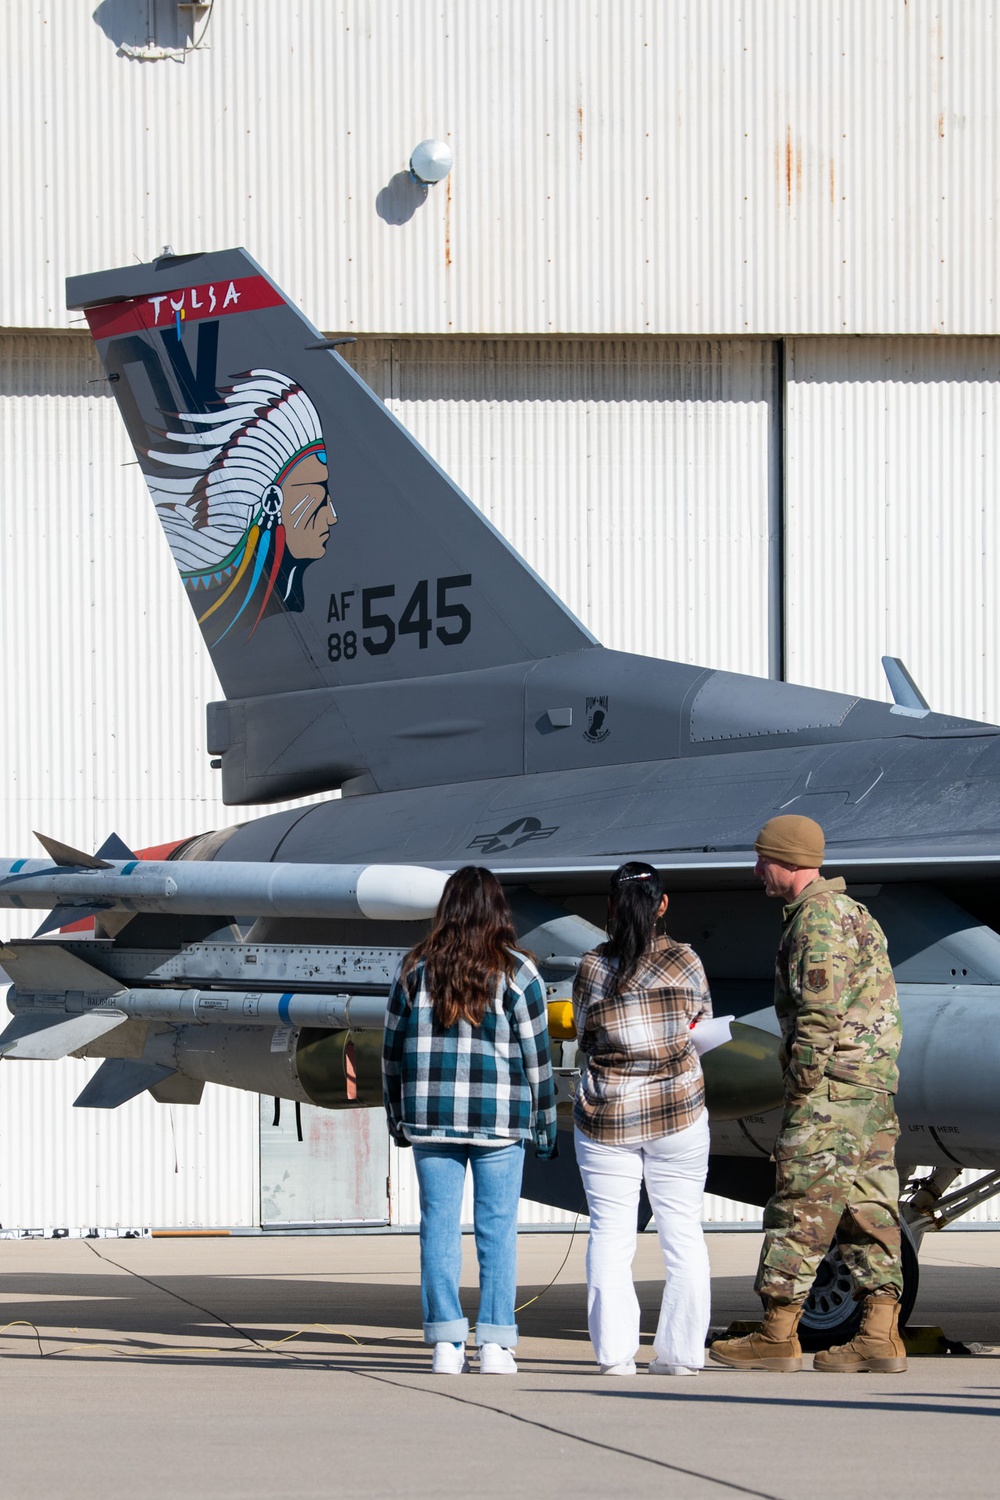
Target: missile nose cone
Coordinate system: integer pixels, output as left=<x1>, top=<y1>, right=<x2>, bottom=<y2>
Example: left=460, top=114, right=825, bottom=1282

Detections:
left=702, top=1021, right=785, bottom=1121
left=355, top=864, right=449, bottom=921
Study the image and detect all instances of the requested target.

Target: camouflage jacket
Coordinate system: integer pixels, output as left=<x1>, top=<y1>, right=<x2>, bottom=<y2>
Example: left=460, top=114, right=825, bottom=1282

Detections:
left=775, top=876, right=901, bottom=1100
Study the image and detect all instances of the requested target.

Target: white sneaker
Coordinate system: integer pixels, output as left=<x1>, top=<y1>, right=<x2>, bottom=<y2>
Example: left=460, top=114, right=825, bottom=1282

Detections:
left=432, top=1341, right=470, bottom=1374
left=479, top=1343, right=517, bottom=1374
left=598, top=1359, right=637, bottom=1375
left=648, top=1359, right=700, bottom=1376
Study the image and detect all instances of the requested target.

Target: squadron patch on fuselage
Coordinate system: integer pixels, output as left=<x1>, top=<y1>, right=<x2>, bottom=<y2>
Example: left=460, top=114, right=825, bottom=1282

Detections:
left=584, top=696, right=610, bottom=743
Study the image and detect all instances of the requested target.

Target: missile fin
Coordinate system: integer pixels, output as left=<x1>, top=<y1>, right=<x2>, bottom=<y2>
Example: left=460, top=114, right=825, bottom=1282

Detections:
left=33, top=832, right=112, bottom=870
left=94, top=911, right=137, bottom=939
left=33, top=903, right=111, bottom=938
left=74, top=1059, right=176, bottom=1109
left=1, top=941, right=125, bottom=998
left=149, top=1074, right=206, bottom=1105
left=95, top=833, right=138, bottom=862
left=0, top=1011, right=128, bottom=1060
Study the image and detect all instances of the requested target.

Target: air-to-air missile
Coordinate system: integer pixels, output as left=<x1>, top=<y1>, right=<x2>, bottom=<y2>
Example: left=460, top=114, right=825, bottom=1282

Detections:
left=0, top=847, right=449, bottom=925
left=0, top=838, right=785, bottom=1117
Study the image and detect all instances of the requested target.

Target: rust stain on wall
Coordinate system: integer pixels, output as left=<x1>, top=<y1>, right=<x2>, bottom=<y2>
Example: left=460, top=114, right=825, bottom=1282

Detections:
left=578, top=105, right=584, bottom=161
left=445, top=174, right=452, bottom=268
left=777, top=127, right=804, bottom=208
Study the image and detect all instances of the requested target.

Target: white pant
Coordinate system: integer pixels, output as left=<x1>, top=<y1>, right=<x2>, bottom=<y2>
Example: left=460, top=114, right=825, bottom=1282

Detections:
left=574, top=1112, right=711, bottom=1368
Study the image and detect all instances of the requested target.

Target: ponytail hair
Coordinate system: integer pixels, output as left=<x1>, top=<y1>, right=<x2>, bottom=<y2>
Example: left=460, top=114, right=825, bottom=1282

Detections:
left=601, top=861, right=664, bottom=996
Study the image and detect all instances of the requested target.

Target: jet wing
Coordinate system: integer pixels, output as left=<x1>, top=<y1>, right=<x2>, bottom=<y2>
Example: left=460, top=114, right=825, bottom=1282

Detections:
left=481, top=835, right=1000, bottom=891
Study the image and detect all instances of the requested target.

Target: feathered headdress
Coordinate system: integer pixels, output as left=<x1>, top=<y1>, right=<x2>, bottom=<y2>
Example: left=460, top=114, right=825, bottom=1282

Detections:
left=146, top=370, right=326, bottom=638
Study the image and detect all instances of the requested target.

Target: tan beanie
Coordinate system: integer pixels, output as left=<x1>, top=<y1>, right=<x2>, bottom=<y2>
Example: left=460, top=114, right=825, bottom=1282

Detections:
left=754, top=814, right=825, bottom=869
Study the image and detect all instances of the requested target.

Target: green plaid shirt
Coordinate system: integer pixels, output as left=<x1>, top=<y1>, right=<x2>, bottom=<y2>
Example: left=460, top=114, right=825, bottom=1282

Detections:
left=382, top=952, right=557, bottom=1156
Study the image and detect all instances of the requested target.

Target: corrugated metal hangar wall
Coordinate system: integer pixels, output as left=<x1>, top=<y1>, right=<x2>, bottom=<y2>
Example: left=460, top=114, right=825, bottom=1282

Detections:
left=1, top=3, right=999, bottom=1231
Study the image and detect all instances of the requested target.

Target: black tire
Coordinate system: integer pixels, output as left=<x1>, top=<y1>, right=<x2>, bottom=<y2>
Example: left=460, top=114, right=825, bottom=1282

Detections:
left=797, top=1221, right=919, bottom=1352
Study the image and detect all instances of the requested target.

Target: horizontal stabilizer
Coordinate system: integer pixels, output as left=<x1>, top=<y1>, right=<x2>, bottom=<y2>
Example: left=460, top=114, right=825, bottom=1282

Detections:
left=0, top=942, right=124, bottom=998
left=0, top=1011, right=128, bottom=1060
left=74, top=1059, right=176, bottom=1109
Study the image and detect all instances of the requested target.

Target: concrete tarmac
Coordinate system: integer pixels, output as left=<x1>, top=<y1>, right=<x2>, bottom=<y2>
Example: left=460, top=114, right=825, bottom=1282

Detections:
left=1, top=1228, right=998, bottom=1499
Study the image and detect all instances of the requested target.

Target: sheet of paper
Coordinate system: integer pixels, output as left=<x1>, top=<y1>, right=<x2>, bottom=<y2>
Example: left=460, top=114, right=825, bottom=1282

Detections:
left=690, top=1014, right=734, bottom=1056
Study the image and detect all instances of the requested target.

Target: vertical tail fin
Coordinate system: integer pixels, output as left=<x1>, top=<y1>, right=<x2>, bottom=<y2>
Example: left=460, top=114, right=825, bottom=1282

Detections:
left=68, top=249, right=593, bottom=707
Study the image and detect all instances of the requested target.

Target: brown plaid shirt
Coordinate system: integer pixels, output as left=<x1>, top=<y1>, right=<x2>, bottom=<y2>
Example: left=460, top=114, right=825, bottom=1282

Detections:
left=573, top=935, right=713, bottom=1144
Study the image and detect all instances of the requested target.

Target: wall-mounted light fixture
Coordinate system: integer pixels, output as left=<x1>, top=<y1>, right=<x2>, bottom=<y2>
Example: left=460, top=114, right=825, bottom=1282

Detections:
left=409, top=139, right=453, bottom=186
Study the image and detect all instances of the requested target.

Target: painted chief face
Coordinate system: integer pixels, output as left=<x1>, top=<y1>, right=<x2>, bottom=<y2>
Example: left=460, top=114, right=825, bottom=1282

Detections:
left=280, top=452, right=337, bottom=560
left=147, top=370, right=336, bottom=638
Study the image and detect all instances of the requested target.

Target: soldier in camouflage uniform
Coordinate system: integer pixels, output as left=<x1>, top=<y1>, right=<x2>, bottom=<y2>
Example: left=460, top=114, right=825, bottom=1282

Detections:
left=710, top=814, right=907, bottom=1374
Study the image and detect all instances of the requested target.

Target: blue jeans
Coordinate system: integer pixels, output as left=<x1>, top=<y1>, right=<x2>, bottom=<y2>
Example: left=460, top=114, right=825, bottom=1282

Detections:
left=412, top=1140, right=525, bottom=1346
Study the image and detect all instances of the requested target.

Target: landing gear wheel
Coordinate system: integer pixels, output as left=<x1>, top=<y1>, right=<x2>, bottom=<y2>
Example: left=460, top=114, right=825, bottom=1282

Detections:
left=797, top=1220, right=919, bottom=1352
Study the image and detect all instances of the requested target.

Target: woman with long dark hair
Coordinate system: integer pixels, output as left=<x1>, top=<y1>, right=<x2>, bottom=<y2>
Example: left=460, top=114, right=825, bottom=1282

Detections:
left=383, top=866, right=557, bottom=1375
left=573, top=861, right=713, bottom=1376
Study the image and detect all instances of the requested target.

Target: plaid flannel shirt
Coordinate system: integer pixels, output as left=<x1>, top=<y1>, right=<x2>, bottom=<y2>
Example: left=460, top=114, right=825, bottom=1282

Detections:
left=573, top=935, right=713, bottom=1144
left=382, top=951, right=558, bottom=1156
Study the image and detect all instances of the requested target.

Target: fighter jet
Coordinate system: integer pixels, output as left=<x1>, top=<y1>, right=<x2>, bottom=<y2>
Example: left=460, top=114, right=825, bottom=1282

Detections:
left=2, top=248, right=999, bottom=1346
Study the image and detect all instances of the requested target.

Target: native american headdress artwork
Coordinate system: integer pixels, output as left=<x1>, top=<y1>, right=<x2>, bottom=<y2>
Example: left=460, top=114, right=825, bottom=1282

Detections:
left=147, top=369, right=335, bottom=642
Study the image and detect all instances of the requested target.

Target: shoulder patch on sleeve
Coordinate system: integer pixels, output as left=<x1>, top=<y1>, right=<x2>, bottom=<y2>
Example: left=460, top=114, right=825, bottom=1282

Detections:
left=804, top=966, right=829, bottom=993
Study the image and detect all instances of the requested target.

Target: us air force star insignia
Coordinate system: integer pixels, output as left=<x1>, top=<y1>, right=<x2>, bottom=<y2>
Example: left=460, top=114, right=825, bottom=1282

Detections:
left=468, top=817, right=559, bottom=855
left=584, top=696, right=610, bottom=743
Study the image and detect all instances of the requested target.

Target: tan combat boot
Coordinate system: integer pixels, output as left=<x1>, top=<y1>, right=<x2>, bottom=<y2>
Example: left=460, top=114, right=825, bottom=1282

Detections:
left=709, top=1302, right=803, bottom=1372
left=813, top=1293, right=907, bottom=1374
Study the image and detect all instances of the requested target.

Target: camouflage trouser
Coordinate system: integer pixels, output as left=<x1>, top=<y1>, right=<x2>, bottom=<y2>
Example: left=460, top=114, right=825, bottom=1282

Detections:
left=755, top=1079, right=903, bottom=1306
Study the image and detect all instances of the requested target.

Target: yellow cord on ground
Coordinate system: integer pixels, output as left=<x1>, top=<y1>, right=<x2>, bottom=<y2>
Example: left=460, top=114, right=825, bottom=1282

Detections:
left=514, top=1213, right=582, bottom=1314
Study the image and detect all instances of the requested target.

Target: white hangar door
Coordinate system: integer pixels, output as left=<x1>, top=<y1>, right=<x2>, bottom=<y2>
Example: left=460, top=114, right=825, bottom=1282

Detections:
left=0, top=332, right=259, bottom=1234
left=339, top=336, right=780, bottom=1229
left=259, top=1100, right=390, bottom=1228
left=785, top=337, right=1000, bottom=725
left=785, top=336, right=1000, bottom=1230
